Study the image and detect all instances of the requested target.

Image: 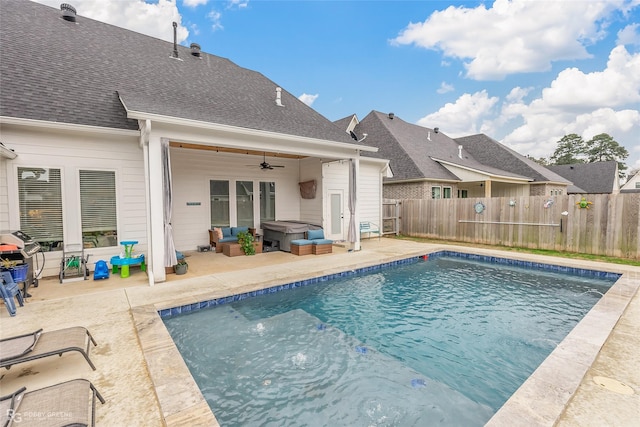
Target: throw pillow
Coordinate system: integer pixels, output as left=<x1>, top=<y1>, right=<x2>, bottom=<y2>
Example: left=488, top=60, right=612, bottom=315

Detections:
left=213, top=227, right=223, bottom=240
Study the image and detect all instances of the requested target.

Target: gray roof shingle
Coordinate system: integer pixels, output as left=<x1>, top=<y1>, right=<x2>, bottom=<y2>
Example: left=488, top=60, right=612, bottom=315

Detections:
left=455, top=134, right=572, bottom=184
left=546, top=161, right=618, bottom=193
left=347, top=111, right=530, bottom=182
left=0, top=0, right=353, bottom=144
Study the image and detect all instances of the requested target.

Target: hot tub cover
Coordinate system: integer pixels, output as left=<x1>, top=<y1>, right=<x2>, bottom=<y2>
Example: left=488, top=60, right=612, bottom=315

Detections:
left=261, top=221, right=321, bottom=233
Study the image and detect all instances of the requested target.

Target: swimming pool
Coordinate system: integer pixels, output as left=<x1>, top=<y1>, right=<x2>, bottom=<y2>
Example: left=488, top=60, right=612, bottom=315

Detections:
left=163, top=253, right=619, bottom=426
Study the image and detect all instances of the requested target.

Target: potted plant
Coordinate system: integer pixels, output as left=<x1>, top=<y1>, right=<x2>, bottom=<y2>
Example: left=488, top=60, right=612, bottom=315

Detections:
left=236, top=231, right=255, bottom=255
left=174, top=259, right=188, bottom=275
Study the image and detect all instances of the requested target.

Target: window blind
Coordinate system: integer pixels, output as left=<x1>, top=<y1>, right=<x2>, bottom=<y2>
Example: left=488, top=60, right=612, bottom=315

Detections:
left=18, top=167, right=63, bottom=250
left=80, top=170, right=117, bottom=247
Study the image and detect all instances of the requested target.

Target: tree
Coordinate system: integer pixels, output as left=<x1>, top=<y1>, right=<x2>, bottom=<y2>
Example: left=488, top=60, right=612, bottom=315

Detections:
left=526, top=155, right=549, bottom=166
left=585, top=133, right=629, bottom=178
left=550, top=134, right=586, bottom=165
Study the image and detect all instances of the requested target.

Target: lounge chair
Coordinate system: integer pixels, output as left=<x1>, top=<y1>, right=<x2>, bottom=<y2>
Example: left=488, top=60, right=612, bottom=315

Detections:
left=0, top=378, right=105, bottom=427
left=0, top=327, right=97, bottom=371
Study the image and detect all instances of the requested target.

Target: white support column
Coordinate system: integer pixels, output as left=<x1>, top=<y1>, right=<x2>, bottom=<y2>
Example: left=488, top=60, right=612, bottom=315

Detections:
left=147, top=135, right=167, bottom=283
left=140, top=119, right=155, bottom=286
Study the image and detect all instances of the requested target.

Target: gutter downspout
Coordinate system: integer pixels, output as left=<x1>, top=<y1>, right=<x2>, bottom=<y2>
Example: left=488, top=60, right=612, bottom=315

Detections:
left=354, top=153, right=361, bottom=252
left=140, top=119, right=155, bottom=286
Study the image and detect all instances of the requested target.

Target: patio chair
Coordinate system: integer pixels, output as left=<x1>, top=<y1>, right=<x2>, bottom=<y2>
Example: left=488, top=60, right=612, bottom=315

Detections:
left=0, top=327, right=97, bottom=371
left=360, top=221, right=381, bottom=240
left=0, top=378, right=105, bottom=427
left=1, top=271, right=24, bottom=317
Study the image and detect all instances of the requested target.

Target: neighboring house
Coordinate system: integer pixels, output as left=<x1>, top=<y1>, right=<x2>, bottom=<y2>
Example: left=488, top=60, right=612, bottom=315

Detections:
left=620, top=169, right=640, bottom=193
left=546, top=161, right=620, bottom=194
left=336, top=111, right=570, bottom=199
left=0, top=0, right=389, bottom=283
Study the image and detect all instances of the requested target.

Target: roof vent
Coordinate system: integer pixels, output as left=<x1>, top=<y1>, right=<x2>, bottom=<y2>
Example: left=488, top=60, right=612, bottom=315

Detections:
left=388, top=112, right=394, bottom=120
left=458, top=145, right=463, bottom=159
left=60, top=3, right=77, bottom=22
left=275, top=87, right=284, bottom=107
left=427, top=131, right=431, bottom=141
left=190, top=43, right=202, bottom=57
left=171, top=22, right=179, bottom=58
left=434, top=127, right=439, bottom=133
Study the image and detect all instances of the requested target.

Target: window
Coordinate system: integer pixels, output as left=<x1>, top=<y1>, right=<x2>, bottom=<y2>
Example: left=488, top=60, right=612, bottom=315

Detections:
left=431, top=186, right=441, bottom=199
left=443, top=187, right=452, bottom=199
left=236, top=180, right=254, bottom=227
left=635, top=182, right=640, bottom=189
left=18, top=167, right=63, bottom=252
left=260, top=181, right=275, bottom=222
left=457, top=189, right=468, bottom=198
left=80, top=170, right=117, bottom=248
left=210, top=180, right=230, bottom=227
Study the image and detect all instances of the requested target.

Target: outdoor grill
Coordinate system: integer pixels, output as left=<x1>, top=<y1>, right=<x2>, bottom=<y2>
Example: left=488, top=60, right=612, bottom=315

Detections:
left=0, top=231, right=42, bottom=296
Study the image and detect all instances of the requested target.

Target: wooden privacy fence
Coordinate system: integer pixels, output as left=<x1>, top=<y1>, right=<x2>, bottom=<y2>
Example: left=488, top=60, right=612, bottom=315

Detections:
left=399, top=193, right=640, bottom=259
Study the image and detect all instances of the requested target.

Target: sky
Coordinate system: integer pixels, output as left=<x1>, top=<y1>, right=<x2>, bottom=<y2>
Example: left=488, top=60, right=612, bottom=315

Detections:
left=33, top=0, right=640, bottom=175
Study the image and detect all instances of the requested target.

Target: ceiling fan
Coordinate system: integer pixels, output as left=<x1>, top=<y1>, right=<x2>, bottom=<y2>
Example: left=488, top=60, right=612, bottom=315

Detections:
left=249, top=153, right=285, bottom=170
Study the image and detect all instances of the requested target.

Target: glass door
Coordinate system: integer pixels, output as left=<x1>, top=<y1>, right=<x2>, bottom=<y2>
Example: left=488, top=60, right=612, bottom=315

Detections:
left=236, top=181, right=254, bottom=227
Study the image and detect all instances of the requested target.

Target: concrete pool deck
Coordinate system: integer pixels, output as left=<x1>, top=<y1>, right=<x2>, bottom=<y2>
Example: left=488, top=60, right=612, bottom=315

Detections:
left=0, top=239, right=638, bottom=426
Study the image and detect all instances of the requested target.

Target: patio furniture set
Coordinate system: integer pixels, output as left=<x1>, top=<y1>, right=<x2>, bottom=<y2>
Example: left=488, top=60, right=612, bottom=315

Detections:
left=0, top=326, right=104, bottom=426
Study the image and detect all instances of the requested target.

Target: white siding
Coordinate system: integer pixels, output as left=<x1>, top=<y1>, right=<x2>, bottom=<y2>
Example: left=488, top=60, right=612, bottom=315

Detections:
left=0, top=156, right=8, bottom=232
left=0, top=125, right=143, bottom=278
left=359, top=161, right=383, bottom=225
left=299, top=157, right=323, bottom=225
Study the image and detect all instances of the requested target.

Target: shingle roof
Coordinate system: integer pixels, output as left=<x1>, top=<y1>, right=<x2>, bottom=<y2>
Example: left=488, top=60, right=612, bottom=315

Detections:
left=0, top=0, right=353, bottom=144
left=348, top=111, right=528, bottom=182
left=546, top=161, right=618, bottom=194
left=455, top=134, right=572, bottom=184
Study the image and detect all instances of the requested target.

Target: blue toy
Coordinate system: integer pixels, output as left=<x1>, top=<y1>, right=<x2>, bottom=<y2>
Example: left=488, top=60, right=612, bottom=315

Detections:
left=93, top=260, right=110, bottom=280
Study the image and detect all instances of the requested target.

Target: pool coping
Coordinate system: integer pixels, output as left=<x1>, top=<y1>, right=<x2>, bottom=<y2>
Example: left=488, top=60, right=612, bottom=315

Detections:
left=132, top=248, right=638, bottom=426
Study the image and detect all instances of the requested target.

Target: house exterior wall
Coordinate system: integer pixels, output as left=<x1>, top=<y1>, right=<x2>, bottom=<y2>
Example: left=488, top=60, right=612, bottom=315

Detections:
left=0, top=124, right=144, bottom=278
left=299, top=157, right=323, bottom=225
left=621, top=172, right=640, bottom=191
left=0, top=156, right=8, bottom=233
left=491, top=182, right=530, bottom=197
left=383, top=181, right=431, bottom=199
left=321, top=160, right=383, bottom=240
left=359, top=162, right=384, bottom=225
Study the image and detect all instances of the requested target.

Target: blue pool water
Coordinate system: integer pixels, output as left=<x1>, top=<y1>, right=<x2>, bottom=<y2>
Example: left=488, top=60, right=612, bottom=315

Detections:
left=164, top=255, right=617, bottom=426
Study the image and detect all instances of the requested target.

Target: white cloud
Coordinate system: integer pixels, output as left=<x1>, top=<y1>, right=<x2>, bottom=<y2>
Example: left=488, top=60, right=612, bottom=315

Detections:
left=183, top=0, right=208, bottom=8
left=536, top=46, right=640, bottom=109
left=617, top=23, right=640, bottom=46
left=501, top=45, right=640, bottom=160
left=299, top=93, right=319, bottom=107
left=391, top=0, right=627, bottom=80
left=436, top=82, right=454, bottom=94
left=416, top=90, right=498, bottom=136
left=227, top=0, right=249, bottom=9
left=207, top=10, right=223, bottom=31
left=33, top=0, right=188, bottom=44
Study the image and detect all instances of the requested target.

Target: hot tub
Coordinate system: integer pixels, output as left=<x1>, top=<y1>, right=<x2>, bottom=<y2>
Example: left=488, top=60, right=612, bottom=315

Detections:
left=260, top=220, right=322, bottom=252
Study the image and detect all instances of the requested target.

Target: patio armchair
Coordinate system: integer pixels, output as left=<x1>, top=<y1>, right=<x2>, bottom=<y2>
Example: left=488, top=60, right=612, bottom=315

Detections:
left=0, top=327, right=97, bottom=371
left=0, top=378, right=105, bottom=427
left=360, top=221, right=381, bottom=240
left=209, top=226, right=254, bottom=252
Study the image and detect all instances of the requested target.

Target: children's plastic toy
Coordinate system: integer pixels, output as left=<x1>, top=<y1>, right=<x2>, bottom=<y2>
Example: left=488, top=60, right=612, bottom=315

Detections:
left=93, top=260, right=110, bottom=280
